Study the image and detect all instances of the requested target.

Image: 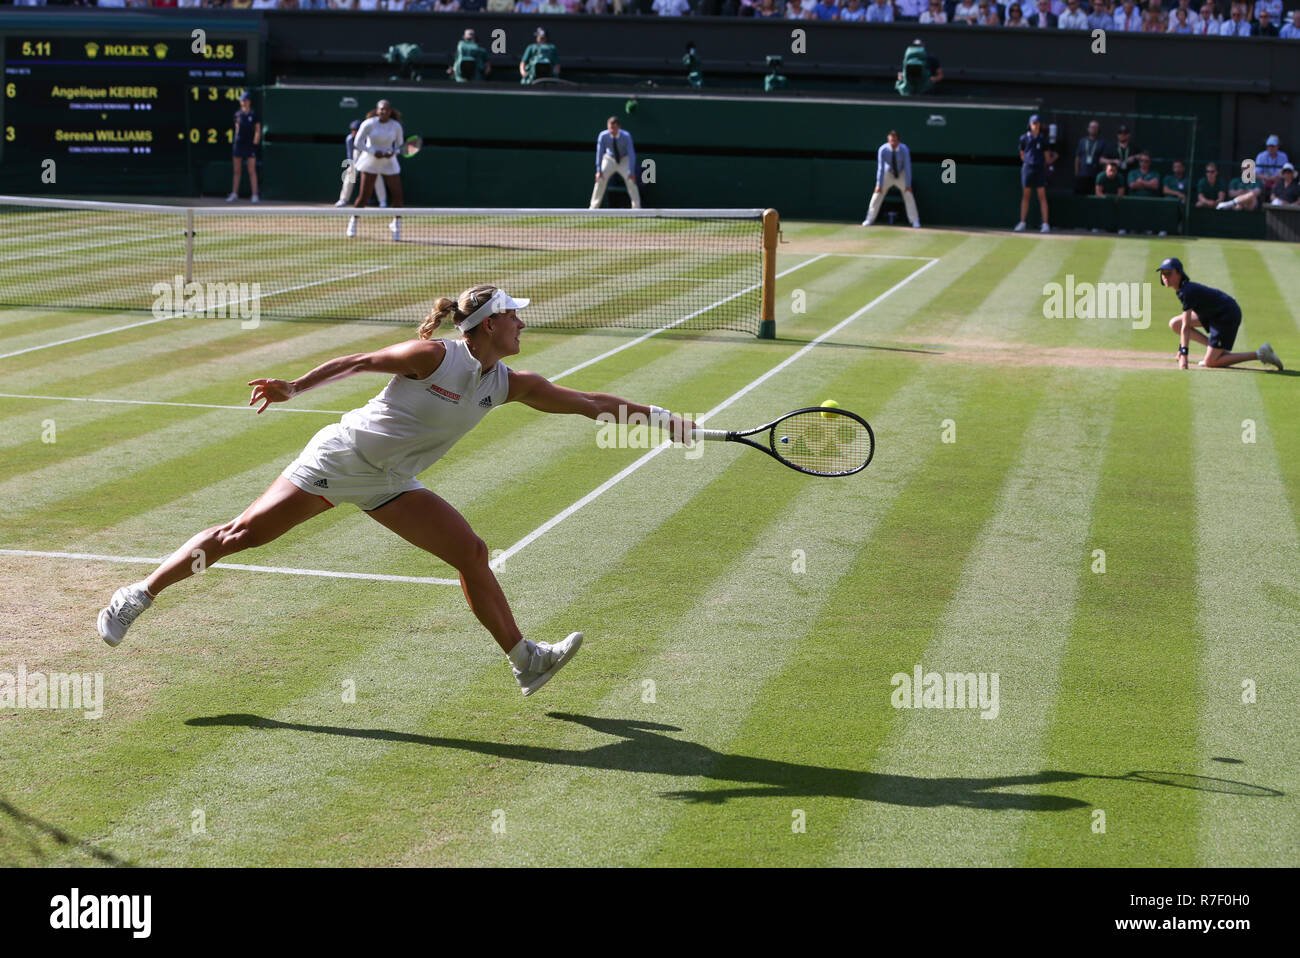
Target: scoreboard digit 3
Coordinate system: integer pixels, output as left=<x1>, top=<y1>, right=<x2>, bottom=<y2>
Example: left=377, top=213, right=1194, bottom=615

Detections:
left=3, top=34, right=254, bottom=168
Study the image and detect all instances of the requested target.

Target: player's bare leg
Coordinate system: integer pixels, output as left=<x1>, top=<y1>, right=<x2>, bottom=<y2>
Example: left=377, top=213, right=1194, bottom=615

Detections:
left=382, top=174, right=403, bottom=208
left=1019, top=187, right=1032, bottom=224
left=348, top=173, right=377, bottom=236
left=353, top=172, right=376, bottom=208
left=366, top=489, right=521, bottom=651
left=246, top=157, right=259, bottom=200
left=147, top=478, right=331, bottom=596
left=98, top=478, right=331, bottom=645
left=366, top=489, right=581, bottom=695
left=1037, top=186, right=1050, bottom=230
left=382, top=174, right=403, bottom=240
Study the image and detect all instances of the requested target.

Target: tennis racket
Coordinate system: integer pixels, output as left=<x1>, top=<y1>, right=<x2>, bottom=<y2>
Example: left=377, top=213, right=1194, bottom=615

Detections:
left=401, top=135, right=423, bottom=158
left=690, top=407, right=875, bottom=477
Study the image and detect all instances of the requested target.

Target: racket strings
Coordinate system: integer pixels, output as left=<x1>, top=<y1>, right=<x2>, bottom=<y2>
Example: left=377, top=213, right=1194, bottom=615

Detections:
left=770, top=410, right=873, bottom=476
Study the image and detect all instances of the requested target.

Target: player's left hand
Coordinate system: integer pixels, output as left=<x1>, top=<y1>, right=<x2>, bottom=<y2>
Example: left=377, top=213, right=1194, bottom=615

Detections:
left=248, top=378, right=295, bottom=413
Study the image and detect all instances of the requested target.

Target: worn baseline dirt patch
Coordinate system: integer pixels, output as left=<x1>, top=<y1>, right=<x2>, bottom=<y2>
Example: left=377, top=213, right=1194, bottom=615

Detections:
left=900, top=337, right=1170, bottom=370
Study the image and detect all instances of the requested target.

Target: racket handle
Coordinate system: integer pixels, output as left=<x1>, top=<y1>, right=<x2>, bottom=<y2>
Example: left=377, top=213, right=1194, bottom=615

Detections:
left=690, top=428, right=728, bottom=442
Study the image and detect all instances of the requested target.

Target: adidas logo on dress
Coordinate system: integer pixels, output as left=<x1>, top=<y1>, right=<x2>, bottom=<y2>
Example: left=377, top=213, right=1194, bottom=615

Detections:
left=313, top=478, right=329, bottom=488
left=479, top=396, right=493, bottom=408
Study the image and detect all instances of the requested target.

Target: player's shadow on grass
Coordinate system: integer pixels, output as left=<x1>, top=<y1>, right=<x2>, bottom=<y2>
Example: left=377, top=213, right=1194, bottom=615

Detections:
left=181, top=712, right=1274, bottom=811
left=0, top=796, right=133, bottom=867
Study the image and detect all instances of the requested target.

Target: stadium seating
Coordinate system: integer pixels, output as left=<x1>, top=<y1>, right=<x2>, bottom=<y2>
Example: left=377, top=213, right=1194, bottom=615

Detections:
left=61, top=0, right=1300, bottom=31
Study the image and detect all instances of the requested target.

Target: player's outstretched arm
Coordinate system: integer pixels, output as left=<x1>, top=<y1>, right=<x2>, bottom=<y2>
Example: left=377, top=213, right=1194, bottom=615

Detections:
left=248, top=340, right=446, bottom=413
left=506, top=370, right=696, bottom=440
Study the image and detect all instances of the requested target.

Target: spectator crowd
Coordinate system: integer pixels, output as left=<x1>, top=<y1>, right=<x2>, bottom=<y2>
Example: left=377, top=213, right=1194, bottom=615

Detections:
left=1077, top=123, right=1298, bottom=229
left=7, top=0, right=1300, bottom=32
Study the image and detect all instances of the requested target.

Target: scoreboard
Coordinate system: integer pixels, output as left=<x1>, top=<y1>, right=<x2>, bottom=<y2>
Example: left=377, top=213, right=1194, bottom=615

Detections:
left=2, top=33, right=255, bottom=168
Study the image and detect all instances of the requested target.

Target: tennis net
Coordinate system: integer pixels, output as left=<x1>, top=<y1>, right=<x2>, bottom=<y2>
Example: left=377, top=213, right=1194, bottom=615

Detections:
left=0, top=198, right=777, bottom=337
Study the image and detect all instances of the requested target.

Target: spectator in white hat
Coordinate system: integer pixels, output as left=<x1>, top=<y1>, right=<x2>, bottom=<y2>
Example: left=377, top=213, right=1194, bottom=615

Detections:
left=1270, top=163, right=1300, bottom=207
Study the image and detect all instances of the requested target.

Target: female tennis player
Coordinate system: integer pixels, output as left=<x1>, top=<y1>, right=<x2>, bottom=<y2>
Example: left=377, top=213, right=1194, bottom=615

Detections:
left=347, top=99, right=405, bottom=242
left=96, top=285, right=694, bottom=696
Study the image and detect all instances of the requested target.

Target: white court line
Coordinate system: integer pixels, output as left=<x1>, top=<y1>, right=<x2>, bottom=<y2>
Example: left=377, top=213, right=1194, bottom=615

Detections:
left=5, top=253, right=938, bottom=585
left=0, top=549, right=460, bottom=586
left=548, top=254, right=829, bottom=383
left=0, top=393, right=347, bottom=415
left=0, top=265, right=392, bottom=361
left=488, top=255, right=940, bottom=571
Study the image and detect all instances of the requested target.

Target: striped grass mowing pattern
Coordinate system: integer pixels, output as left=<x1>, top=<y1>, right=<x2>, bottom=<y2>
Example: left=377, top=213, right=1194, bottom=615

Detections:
left=835, top=368, right=1118, bottom=867
left=2, top=224, right=1297, bottom=867
left=1018, top=373, right=1203, bottom=867
left=1189, top=372, right=1300, bottom=866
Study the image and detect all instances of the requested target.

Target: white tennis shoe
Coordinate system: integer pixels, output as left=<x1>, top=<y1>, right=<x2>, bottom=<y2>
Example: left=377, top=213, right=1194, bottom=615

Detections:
left=389, top=217, right=401, bottom=242
left=1013, top=221, right=1027, bottom=232
left=97, top=583, right=153, bottom=647
left=511, top=632, right=584, bottom=697
left=1258, top=342, right=1284, bottom=370
left=346, top=216, right=358, bottom=238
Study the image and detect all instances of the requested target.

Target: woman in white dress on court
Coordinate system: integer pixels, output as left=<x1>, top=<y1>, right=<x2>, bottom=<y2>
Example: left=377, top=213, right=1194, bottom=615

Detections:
left=95, top=285, right=695, bottom=697
left=348, top=99, right=405, bottom=241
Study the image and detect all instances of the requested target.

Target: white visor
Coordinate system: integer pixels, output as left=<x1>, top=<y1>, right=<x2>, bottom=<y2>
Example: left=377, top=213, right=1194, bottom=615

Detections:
left=461, top=289, right=530, bottom=332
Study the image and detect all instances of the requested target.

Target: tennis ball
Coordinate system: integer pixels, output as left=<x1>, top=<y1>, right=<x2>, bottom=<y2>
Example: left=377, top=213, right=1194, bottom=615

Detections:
left=820, top=400, right=840, bottom=419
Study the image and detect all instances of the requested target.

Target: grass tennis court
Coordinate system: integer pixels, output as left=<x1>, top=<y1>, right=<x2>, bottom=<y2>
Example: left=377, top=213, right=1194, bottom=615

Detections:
left=2, top=221, right=1297, bottom=866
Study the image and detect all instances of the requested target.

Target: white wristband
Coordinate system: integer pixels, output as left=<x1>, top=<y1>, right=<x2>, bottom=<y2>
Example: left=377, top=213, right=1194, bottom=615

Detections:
left=648, top=405, right=671, bottom=422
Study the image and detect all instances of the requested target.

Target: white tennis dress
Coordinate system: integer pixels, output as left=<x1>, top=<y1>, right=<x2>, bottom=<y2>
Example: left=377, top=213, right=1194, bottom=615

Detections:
left=352, top=115, right=404, bottom=177
left=282, top=339, right=510, bottom=511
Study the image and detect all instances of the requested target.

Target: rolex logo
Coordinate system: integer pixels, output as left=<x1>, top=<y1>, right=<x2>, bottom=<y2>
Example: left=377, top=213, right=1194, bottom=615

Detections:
left=154, top=43, right=168, bottom=60
left=85, top=42, right=99, bottom=59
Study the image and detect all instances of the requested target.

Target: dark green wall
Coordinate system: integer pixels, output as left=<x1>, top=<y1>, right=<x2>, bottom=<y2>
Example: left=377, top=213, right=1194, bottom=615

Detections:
left=262, top=86, right=1035, bottom=156
left=260, top=86, right=1035, bottom=227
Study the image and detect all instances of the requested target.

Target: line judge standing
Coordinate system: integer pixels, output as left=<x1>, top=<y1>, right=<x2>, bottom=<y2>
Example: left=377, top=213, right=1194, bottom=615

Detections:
left=862, top=129, right=920, bottom=228
left=589, top=116, right=642, bottom=210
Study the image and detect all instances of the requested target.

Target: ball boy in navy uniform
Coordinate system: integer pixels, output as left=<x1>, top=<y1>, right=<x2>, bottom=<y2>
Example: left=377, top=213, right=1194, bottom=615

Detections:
left=1158, top=257, right=1283, bottom=371
left=227, top=92, right=261, bottom=204
left=1015, top=114, right=1057, bottom=233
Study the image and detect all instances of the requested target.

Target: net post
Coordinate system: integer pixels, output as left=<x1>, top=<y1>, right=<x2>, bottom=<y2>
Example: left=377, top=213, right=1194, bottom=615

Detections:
left=184, top=209, right=195, bottom=284
left=758, top=208, right=778, bottom=339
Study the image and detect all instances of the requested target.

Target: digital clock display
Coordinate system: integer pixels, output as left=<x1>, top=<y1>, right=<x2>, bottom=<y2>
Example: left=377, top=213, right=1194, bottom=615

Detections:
left=3, top=35, right=251, bottom=166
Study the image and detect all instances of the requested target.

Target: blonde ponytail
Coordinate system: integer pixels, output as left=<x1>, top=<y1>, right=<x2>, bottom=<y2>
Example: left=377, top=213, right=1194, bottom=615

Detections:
left=419, top=297, right=461, bottom=339
left=417, top=284, right=499, bottom=340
